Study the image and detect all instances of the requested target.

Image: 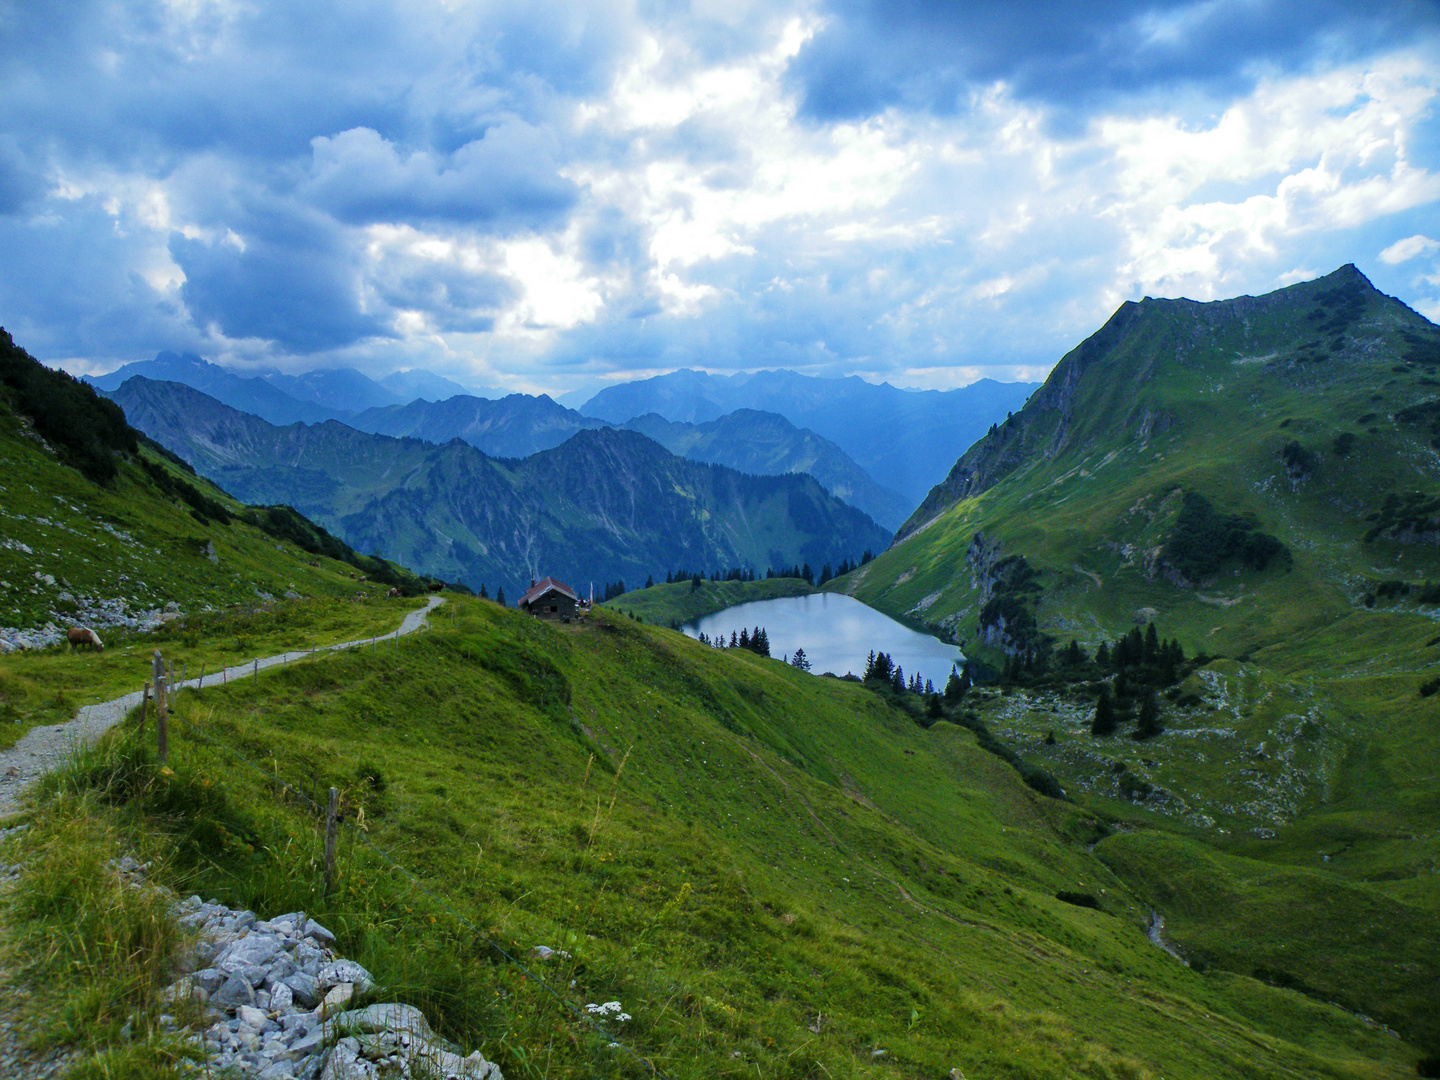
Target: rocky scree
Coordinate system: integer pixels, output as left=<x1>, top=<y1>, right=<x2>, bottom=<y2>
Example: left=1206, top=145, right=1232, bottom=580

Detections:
left=96, top=855, right=502, bottom=1080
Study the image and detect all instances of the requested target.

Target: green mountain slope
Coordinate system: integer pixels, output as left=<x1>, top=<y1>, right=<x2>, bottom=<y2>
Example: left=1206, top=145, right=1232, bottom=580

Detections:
left=832, top=266, right=1440, bottom=1050
left=623, top=409, right=913, bottom=529
left=17, top=598, right=1427, bottom=1079
left=106, top=378, right=892, bottom=597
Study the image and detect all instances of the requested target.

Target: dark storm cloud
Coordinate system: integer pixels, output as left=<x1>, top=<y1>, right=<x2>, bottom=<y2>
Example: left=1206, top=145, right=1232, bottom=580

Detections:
left=788, top=0, right=1440, bottom=120
left=0, top=136, right=43, bottom=215
left=170, top=206, right=389, bottom=354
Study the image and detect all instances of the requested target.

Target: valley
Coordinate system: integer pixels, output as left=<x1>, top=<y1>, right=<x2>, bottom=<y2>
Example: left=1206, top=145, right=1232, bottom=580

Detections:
left=2, top=266, right=1440, bottom=1077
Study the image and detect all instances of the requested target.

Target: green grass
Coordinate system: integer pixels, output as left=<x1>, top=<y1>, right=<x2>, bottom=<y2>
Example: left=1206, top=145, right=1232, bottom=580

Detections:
left=829, top=272, right=1440, bottom=1064
left=4, top=599, right=1424, bottom=1079
left=0, top=412, right=414, bottom=636
left=0, top=595, right=431, bottom=749
left=603, top=577, right=816, bottom=627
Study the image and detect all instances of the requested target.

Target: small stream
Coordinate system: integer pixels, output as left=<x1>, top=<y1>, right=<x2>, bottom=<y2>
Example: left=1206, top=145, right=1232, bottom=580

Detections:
left=1146, top=910, right=1189, bottom=965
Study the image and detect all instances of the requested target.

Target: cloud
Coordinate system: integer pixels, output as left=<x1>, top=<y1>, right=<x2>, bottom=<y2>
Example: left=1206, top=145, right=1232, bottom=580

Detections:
left=304, top=123, right=577, bottom=228
left=0, top=0, right=1437, bottom=392
left=170, top=201, right=390, bottom=354
left=786, top=0, right=1440, bottom=120
left=1380, top=234, right=1440, bottom=263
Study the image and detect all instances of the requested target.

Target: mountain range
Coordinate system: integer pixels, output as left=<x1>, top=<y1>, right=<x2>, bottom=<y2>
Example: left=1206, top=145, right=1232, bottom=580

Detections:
left=86, top=352, right=494, bottom=424
left=581, top=368, right=1039, bottom=505
left=105, top=377, right=891, bottom=597
left=88, top=353, right=1036, bottom=523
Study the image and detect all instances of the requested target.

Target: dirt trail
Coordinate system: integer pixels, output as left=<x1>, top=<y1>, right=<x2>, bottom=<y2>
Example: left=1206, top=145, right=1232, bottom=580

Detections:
left=0, top=597, right=443, bottom=815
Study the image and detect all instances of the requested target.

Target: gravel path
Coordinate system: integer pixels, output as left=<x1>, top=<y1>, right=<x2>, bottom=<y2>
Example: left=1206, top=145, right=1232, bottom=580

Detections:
left=0, top=596, right=444, bottom=817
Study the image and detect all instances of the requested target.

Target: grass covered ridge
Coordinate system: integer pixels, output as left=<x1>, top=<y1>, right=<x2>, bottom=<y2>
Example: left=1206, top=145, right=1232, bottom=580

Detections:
left=602, top=576, right=816, bottom=627
left=1, top=599, right=1424, bottom=1078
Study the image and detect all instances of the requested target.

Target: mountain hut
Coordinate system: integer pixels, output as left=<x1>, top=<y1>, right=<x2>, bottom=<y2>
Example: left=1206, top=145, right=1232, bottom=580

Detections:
left=519, top=576, right=578, bottom=620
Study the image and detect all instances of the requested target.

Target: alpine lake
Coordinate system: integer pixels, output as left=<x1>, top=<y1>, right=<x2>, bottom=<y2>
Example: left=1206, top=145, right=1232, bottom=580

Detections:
left=682, top=592, right=964, bottom=688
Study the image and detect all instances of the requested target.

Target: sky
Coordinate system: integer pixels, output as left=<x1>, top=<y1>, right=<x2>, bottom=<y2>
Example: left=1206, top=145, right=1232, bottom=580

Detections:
left=1, top=0, right=1438, bottom=397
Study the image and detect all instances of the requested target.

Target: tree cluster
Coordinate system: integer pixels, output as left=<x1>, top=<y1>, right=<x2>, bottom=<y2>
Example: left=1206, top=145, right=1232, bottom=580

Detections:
left=860, top=651, right=935, bottom=696
left=694, top=626, right=771, bottom=657
left=0, top=328, right=137, bottom=484
left=1087, top=623, right=1187, bottom=741
left=602, top=579, right=627, bottom=602
left=1161, top=491, right=1289, bottom=582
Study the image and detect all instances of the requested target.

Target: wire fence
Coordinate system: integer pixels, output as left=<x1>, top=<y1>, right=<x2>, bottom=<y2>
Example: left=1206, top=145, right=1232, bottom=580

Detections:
left=144, top=631, right=672, bottom=1080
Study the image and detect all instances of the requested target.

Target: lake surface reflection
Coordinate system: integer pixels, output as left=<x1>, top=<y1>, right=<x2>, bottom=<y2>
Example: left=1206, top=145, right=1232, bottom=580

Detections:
left=682, top=592, right=964, bottom=688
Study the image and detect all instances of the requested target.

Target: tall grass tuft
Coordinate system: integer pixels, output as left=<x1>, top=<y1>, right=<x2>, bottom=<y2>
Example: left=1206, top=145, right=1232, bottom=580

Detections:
left=0, top=794, right=202, bottom=1078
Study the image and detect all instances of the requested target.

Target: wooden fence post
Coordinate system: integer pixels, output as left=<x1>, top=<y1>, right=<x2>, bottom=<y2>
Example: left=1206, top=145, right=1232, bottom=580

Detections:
left=140, top=681, right=150, bottom=737
left=323, top=787, right=339, bottom=898
left=197, top=663, right=206, bottom=690
left=152, top=650, right=168, bottom=763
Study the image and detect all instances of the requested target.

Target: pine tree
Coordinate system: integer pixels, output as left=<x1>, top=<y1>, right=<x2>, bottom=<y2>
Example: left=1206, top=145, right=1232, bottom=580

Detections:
left=691, top=573, right=703, bottom=592
left=801, top=562, right=814, bottom=584
left=819, top=562, right=833, bottom=586
left=739, top=628, right=750, bottom=649
left=1144, top=622, right=1160, bottom=663
left=645, top=575, right=654, bottom=588
left=1096, top=641, right=1111, bottom=668
left=496, top=586, right=506, bottom=607
left=891, top=664, right=905, bottom=693
left=730, top=630, right=739, bottom=648
left=1135, top=689, right=1163, bottom=740
left=944, top=670, right=966, bottom=701
left=864, top=650, right=877, bottom=679
left=478, top=583, right=489, bottom=599
left=1091, top=684, right=1117, bottom=736
left=752, top=627, right=770, bottom=657
left=924, top=678, right=934, bottom=695
left=790, top=647, right=811, bottom=671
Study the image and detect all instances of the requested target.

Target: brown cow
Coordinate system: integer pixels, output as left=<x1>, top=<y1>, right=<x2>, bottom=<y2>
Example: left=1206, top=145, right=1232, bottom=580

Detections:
left=67, top=626, right=104, bottom=653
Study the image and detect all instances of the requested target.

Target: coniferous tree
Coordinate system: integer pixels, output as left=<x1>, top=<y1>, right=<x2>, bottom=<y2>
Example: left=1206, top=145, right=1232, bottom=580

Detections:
left=926, top=694, right=943, bottom=719
left=1092, top=684, right=1117, bottom=736
left=864, top=650, right=877, bottom=679
left=730, top=630, right=739, bottom=648
left=818, top=563, right=833, bottom=586
left=1144, top=622, right=1160, bottom=663
left=1096, top=641, right=1111, bottom=668
left=924, top=678, right=934, bottom=695
left=752, top=627, right=770, bottom=657
left=1135, top=689, right=1163, bottom=740
left=645, top=575, right=654, bottom=588
left=739, top=628, right=750, bottom=649
left=691, top=573, right=703, bottom=592
left=478, top=583, right=489, bottom=599
left=496, top=586, right=506, bottom=607
left=944, top=670, right=966, bottom=701
left=891, top=664, right=906, bottom=694
left=802, top=562, right=814, bottom=584
left=790, top=647, right=811, bottom=671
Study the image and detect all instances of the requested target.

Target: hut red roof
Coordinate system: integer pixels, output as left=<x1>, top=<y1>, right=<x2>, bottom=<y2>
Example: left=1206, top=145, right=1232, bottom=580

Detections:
left=520, top=576, right=577, bottom=607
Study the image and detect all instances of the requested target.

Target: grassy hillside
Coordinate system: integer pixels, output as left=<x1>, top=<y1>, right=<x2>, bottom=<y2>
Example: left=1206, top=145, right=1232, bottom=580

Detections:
left=830, top=266, right=1440, bottom=1055
left=0, top=328, right=438, bottom=745
left=603, top=576, right=817, bottom=626
left=4, top=600, right=1427, bottom=1079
